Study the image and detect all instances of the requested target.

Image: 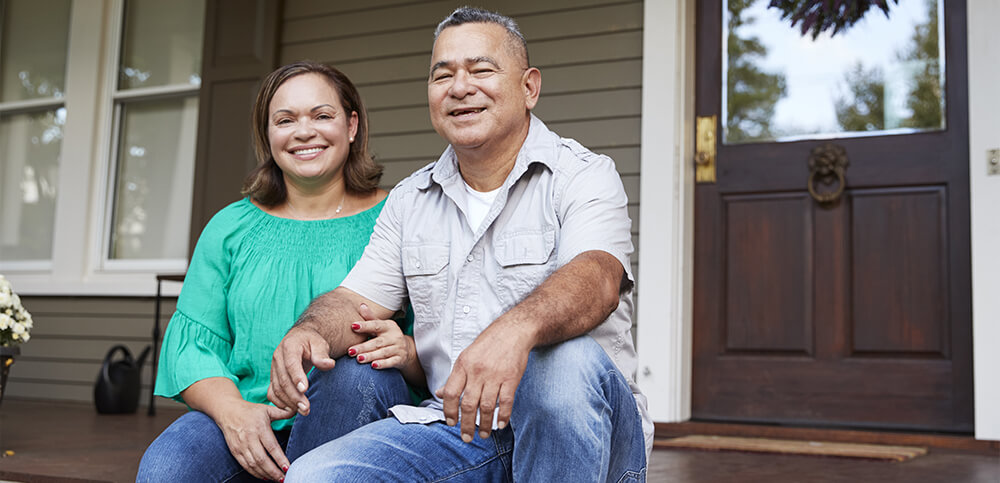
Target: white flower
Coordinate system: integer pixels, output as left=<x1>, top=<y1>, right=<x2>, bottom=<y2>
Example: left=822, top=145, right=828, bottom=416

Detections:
left=21, top=333, right=29, bottom=342
left=12, top=322, right=25, bottom=335
left=0, top=314, right=9, bottom=330
left=0, top=291, right=10, bottom=307
left=11, top=333, right=18, bottom=341
left=23, top=316, right=33, bottom=329
left=11, top=293, right=20, bottom=306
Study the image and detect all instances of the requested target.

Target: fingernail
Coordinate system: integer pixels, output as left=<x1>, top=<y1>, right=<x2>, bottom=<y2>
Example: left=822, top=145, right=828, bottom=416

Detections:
left=280, top=478, right=285, bottom=483
left=297, top=402, right=307, bottom=412
left=282, top=465, right=289, bottom=472
left=297, top=381, right=306, bottom=392
left=348, top=348, right=357, bottom=356
left=446, top=418, right=455, bottom=426
left=360, top=303, right=368, bottom=310
left=351, top=323, right=361, bottom=330
left=462, top=433, right=473, bottom=443
left=357, top=355, right=365, bottom=362
left=480, top=431, right=490, bottom=439
left=372, top=362, right=380, bottom=369
left=497, top=421, right=506, bottom=430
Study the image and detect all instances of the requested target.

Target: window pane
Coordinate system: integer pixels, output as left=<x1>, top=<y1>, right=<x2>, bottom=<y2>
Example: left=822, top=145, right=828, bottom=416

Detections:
left=109, top=98, right=197, bottom=260
left=0, top=0, right=71, bottom=102
left=119, top=0, right=205, bottom=90
left=723, top=0, right=945, bottom=144
left=0, top=109, right=64, bottom=261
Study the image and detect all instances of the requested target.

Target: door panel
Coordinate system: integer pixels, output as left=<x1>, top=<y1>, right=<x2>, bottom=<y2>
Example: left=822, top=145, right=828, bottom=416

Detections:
left=693, top=0, right=973, bottom=431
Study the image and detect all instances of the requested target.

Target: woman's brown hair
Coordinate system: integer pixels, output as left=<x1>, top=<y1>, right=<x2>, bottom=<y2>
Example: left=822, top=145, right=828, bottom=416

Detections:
left=242, top=61, right=382, bottom=206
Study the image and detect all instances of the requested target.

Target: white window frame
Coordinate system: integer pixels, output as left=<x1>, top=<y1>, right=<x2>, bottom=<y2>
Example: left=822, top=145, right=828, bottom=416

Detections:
left=96, top=0, right=199, bottom=273
left=1, top=0, right=197, bottom=296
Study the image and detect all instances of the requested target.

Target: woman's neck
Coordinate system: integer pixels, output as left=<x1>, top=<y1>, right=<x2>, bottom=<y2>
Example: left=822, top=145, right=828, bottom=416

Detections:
left=279, top=178, right=348, bottom=220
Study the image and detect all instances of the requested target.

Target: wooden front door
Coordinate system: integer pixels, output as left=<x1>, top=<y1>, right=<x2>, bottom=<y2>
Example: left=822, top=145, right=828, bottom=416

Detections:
left=692, top=0, right=973, bottom=432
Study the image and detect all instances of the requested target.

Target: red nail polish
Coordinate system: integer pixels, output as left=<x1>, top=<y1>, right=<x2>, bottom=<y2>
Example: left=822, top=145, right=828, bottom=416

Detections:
left=351, top=323, right=361, bottom=330
left=357, top=355, right=365, bottom=362
left=372, top=362, right=380, bottom=369
left=282, top=465, right=289, bottom=472
left=348, top=348, right=356, bottom=356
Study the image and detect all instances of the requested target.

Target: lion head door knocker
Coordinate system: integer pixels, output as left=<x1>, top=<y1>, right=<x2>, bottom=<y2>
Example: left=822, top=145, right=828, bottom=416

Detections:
left=807, top=143, right=849, bottom=204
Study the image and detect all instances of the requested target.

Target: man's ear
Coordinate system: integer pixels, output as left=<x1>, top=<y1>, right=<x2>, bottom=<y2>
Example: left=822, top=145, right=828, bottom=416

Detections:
left=523, top=67, right=541, bottom=110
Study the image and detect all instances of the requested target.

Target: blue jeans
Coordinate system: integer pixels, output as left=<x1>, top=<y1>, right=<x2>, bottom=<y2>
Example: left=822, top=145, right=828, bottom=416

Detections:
left=136, top=357, right=411, bottom=482
left=287, top=336, right=646, bottom=482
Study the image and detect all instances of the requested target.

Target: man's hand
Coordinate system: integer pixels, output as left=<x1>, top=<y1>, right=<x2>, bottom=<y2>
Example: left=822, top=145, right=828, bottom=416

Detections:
left=216, top=400, right=295, bottom=481
left=436, top=326, right=533, bottom=442
left=268, top=326, right=336, bottom=416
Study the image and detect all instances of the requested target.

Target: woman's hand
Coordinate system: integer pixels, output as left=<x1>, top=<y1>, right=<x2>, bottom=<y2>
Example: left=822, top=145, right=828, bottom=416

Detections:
left=215, top=400, right=296, bottom=481
left=181, top=378, right=295, bottom=482
left=348, top=304, right=425, bottom=386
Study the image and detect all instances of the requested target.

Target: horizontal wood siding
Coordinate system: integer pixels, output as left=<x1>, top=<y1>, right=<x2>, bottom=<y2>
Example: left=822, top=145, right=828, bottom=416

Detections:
left=279, top=0, right=643, bottom=329
left=6, top=296, right=184, bottom=408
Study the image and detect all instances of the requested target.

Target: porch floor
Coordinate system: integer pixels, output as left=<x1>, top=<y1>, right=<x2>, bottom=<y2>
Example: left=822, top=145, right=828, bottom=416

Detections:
left=0, top=399, right=997, bottom=482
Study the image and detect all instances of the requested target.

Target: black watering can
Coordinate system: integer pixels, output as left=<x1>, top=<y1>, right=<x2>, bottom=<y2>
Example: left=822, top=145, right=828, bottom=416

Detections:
left=94, top=344, right=150, bottom=414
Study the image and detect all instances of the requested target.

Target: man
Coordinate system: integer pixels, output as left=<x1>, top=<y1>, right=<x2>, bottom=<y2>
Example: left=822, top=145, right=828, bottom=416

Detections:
left=271, top=7, right=651, bottom=481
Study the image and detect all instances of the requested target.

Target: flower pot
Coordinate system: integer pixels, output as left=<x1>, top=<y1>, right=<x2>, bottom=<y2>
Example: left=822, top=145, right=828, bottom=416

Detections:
left=0, top=345, right=19, bottom=406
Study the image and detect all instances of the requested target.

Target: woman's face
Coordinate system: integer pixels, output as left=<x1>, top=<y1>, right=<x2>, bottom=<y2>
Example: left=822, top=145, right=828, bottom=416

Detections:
left=267, top=73, right=358, bottom=188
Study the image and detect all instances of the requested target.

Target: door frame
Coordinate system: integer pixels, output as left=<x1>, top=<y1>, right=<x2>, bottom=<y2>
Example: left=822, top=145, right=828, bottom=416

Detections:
left=635, top=0, right=1000, bottom=440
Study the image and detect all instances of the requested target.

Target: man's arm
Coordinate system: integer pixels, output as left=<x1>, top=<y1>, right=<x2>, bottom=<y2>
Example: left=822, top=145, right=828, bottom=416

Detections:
left=268, top=287, right=396, bottom=415
left=437, top=249, right=624, bottom=442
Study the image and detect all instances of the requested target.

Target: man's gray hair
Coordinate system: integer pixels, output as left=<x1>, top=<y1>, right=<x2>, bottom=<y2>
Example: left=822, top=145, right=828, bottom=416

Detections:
left=434, top=6, right=529, bottom=66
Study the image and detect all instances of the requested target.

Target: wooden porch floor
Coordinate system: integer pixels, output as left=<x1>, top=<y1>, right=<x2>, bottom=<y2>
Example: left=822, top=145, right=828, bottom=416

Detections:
left=0, top=399, right=997, bottom=482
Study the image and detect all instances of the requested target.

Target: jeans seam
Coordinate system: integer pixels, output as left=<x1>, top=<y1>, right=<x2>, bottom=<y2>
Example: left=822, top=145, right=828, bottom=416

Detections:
left=429, top=441, right=513, bottom=483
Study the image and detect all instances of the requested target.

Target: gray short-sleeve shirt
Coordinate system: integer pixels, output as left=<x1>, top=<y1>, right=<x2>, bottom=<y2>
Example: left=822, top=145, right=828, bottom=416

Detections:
left=342, top=115, right=652, bottom=454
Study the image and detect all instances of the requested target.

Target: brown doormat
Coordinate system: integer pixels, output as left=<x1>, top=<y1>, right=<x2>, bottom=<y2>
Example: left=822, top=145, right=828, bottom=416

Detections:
left=655, top=435, right=927, bottom=462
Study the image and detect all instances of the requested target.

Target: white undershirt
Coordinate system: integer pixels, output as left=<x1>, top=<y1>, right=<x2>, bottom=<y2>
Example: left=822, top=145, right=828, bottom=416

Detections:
left=463, top=182, right=501, bottom=232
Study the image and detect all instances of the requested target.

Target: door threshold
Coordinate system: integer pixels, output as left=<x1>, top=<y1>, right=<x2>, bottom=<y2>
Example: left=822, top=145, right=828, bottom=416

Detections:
left=654, top=421, right=999, bottom=455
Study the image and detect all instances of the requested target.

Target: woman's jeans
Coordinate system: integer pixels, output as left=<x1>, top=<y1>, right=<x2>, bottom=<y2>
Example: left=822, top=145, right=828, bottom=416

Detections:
left=135, top=356, right=410, bottom=482
left=286, top=336, right=647, bottom=482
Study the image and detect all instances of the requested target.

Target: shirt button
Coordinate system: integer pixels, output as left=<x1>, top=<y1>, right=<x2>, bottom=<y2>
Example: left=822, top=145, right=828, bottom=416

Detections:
left=463, top=305, right=471, bottom=314
left=414, top=260, right=421, bottom=268
left=467, top=255, right=474, bottom=262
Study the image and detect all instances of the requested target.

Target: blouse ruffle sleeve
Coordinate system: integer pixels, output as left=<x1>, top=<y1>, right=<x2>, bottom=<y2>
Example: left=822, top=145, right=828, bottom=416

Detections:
left=153, top=209, right=238, bottom=404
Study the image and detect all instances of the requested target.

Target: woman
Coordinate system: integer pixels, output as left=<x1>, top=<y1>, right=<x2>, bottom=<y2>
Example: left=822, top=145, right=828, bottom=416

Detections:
left=137, top=62, right=421, bottom=482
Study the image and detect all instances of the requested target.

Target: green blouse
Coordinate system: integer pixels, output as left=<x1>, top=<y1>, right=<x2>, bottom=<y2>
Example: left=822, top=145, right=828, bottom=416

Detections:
left=154, top=197, right=387, bottom=430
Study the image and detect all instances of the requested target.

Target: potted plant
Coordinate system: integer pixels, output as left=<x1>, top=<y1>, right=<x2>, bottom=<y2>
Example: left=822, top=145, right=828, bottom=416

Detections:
left=0, top=274, right=32, bottom=405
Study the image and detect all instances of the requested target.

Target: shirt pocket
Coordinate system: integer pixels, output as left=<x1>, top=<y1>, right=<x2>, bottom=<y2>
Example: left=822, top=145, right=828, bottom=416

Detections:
left=493, top=228, right=556, bottom=311
left=402, top=243, right=450, bottom=326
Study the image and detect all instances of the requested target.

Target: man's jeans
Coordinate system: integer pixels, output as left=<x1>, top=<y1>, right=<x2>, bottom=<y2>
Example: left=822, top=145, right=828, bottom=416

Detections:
left=135, top=357, right=410, bottom=482
left=287, top=336, right=647, bottom=482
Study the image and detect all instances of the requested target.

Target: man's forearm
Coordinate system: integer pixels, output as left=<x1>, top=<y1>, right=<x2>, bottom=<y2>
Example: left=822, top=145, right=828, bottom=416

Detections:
left=490, top=250, right=624, bottom=348
left=295, top=287, right=377, bottom=358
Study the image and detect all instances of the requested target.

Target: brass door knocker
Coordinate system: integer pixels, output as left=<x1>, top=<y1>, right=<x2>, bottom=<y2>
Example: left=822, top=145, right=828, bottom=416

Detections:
left=808, top=143, right=849, bottom=204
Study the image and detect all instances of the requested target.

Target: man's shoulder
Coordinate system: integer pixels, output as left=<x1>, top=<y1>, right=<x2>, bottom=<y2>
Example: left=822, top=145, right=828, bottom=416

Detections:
left=530, top=116, right=614, bottom=174
left=389, top=160, right=438, bottom=193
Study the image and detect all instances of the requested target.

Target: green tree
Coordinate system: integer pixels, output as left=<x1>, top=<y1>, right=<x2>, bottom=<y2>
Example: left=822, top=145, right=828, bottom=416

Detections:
left=727, top=0, right=787, bottom=143
left=898, top=0, right=942, bottom=129
left=835, top=62, right=885, bottom=132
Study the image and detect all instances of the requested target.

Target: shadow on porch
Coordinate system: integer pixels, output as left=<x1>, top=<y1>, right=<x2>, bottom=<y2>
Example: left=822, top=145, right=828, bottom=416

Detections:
left=0, top=399, right=997, bottom=482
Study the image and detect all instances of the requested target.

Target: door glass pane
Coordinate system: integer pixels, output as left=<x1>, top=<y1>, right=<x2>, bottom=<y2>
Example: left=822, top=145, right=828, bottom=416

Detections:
left=119, top=0, right=205, bottom=90
left=0, top=109, right=65, bottom=261
left=109, top=98, right=197, bottom=260
left=0, top=0, right=71, bottom=102
left=723, top=0, right=945, bottom=144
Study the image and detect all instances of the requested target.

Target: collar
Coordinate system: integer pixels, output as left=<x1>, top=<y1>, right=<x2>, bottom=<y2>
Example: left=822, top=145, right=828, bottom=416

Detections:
left=419, top=114, right=558, bottom=191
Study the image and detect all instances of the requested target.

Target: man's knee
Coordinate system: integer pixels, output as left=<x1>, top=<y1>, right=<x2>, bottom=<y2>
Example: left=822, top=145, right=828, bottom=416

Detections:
left=514, top=336, right=614, bottom=413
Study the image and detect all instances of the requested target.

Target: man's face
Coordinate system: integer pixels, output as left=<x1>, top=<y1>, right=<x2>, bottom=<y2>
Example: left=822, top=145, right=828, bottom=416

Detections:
left=428, top=23, right=537, bottom=154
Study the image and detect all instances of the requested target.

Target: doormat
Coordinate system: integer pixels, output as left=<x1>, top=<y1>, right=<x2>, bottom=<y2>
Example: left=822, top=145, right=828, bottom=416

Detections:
left=655, top=435, right=927, bottom=461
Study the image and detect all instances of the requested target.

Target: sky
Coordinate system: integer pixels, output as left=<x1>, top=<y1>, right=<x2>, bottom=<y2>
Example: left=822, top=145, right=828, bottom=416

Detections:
left=723, top=0, right=943, bottom=142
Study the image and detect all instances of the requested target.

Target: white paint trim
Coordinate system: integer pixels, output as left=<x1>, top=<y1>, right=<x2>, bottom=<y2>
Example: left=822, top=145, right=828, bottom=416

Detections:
left=968, top=0, right=1000, bottom=442
left=636, top=0, right=695, bottom=423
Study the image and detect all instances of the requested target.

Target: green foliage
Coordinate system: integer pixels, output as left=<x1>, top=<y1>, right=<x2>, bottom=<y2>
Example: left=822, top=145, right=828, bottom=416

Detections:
left=835, top=63, right=884, bottom=131
left=726, top=0, right=787, bottom=143
left=898, top=0, right=942, bottom=129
